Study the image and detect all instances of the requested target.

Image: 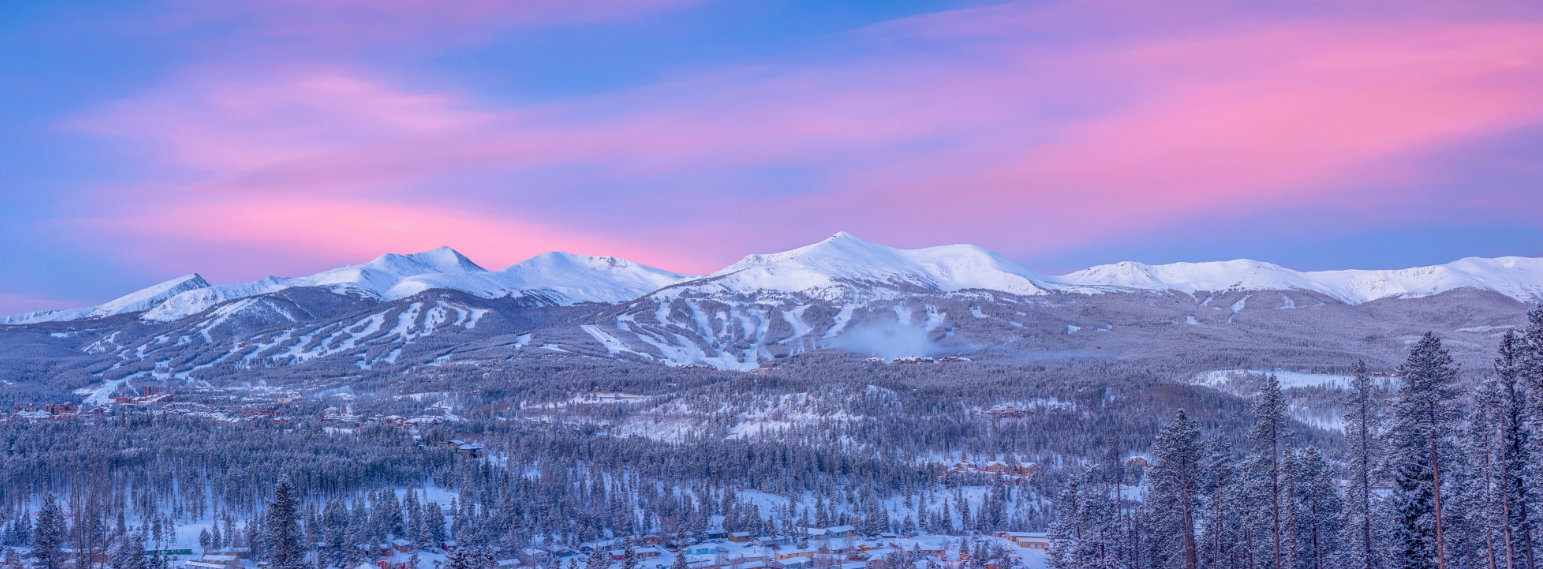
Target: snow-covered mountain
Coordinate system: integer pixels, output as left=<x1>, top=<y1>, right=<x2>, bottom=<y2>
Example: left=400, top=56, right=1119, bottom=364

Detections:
left=1, top=274, right=214, bottom=324
left=4, top=235, right=1540, bottom=326
left=1057, top=256, right=1543, bottom=304
left=3, top=247, right=690, bottom=325
left=659, top=232, right=1069, bottom=299
left=496, top=252, right=689, bottom=304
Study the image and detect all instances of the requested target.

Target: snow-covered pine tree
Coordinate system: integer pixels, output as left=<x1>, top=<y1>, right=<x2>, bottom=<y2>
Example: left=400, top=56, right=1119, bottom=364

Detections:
left=1048, top=471, right=1117, bottom=569
left=585, top=544, right=610, bottom=569
left=1460, top=376, right=1505, bottom=569
left=423, top=503, right=448, bottom=549
left=403, top=489, right=422, bottom=548
left=266, top=479, right=306, bottom=569
left=1148, top=409, right=1202, bottom=569
left=1387, top=333, right=1462, bottom=569
left=1495, top=331, right=1538, bottom=569
left=1250, top=374, right=1289, bottom=569
left=321, top=498, right=349, bottom=568
left=1290, top=447, right=1342, bottom=569
left=1343, top=360, right=1384, bottom=569
left=1199, top=437, right=1246, bottom=569
left=111, top=532, right=148, bottom=569
left=30, top=493, right=67, bottom=569
left=622, top=545, right=638, bottom=569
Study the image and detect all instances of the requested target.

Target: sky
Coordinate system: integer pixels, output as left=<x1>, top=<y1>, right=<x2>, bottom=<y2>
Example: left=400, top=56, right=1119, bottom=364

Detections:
left=2, top=0, right=1541, bottom=315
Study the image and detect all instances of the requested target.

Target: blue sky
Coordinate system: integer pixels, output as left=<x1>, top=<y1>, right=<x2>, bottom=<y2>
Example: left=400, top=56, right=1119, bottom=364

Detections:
left=2, top=0, right=1540, bottom=314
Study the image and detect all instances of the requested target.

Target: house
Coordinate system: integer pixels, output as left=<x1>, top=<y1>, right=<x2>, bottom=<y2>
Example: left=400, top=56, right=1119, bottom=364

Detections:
left=774, top=548, right=817, bottom=561
left=458, top=443, right=485, bottom=458
left=776, top=559, right=811, bottom=569
left=728, top=532, right=754, bottom=543
left=196, top=554, right=241, bottom=568
left=804, top=526, right=855, bottom=539
left=1000, top=533, right=1050, bottom=550
left=393, top=539, right=413, bottom=554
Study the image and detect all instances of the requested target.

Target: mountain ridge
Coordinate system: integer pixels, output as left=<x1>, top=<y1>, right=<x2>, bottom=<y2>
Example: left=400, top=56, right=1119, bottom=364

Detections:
left=5, top=233, right=1540, bottom=325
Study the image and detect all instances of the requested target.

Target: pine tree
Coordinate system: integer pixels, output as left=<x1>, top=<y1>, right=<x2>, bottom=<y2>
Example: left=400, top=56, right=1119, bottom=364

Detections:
left=1290, top=447, right=1343, bottom=569
left=1047, top=477, right=1084, bottom=569
left=448, top=546, right=494, bottom=569
left=112, top=532, right=149, bottom=569
left=1390, top=451, right=1439, bottom=569
left=1387, top=333, right=1462, bottom=569
left=1148, top=409, right=1202, bottom=569
left=1250, top=375, right=1289, bottom=569
left=621, top=546, right=638, bottom=569
left=30, top=493, right=67, bottom=569
left=1199, top=437, right=1246, bottom=569
left=266, top=479, right=306, bottom=569
left=423, top=503, right=447, bottom=548
left=1495, top=331, right=1538, bottom=569
left=1343, top=360, right=1383, bottom=569
left=585, top=545, right=610, bottom=569
left=322, top=498, right=349, bottom=568
left=403, top=489, right=422, bottom=548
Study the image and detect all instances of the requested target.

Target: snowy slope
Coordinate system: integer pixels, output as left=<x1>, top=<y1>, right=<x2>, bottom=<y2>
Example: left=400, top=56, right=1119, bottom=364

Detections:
left=1, top=274, right=213, bottom=324
left=1058, top=256, right=1543, bottom=303
left=661, top=232, right=1065, bottom=298
left=495, top=252, right=689, bottom=304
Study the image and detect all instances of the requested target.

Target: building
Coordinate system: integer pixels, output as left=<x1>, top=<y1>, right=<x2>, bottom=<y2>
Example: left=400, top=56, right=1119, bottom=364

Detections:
left=997, top=533, right=1051, bottom=550
left=775, top=548, right=817, bottom=561
left=803, top=526, right=855, bottom=539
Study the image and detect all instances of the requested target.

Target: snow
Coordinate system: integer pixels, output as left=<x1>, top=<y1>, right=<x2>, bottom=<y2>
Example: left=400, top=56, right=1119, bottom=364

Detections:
left=1058, top=256, right=1543, bottom=304
left=662, top=232, right=1065, bottom=299
left=1193, top=369, right=1355, bottom=389
left=496, top=251, right=690, bottom=304
left=10, top=236, right=1541, bottom=325
left=6, top=247, right=692, bottom=324
left=3, top=274, right=211, bottom=324
left=581, top=324, right=652, bottom=359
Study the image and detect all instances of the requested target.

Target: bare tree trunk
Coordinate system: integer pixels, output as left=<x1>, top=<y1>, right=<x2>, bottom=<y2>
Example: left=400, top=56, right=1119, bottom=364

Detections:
left=1431, top=403, right=1447, bottom=569
left=1502, top=499, right=1515, bottom=569
left=1273, top=434, right=1282, bottom=569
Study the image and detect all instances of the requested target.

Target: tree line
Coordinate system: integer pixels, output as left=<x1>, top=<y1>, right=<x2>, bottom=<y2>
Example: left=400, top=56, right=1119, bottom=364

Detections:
left=1050, top=308, right=1543, bottom=569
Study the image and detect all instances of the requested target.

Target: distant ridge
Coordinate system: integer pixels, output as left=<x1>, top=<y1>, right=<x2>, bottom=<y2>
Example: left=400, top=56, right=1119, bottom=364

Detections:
left=5, top=233, right=1540, bottom=324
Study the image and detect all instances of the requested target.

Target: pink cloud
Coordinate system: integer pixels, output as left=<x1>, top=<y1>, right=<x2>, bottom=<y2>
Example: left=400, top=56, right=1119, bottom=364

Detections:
left=61, top=1, right=1543, bottom=274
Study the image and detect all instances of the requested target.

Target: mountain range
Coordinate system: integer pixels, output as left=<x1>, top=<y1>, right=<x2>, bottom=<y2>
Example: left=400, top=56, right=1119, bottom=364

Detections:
left=8, top=232, right=1540, bottom=325
left=0, top=233, right=1538, bottom=404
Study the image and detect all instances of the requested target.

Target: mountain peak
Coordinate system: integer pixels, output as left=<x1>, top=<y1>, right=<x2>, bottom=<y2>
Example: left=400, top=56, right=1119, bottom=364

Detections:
left=368, top=246, right=485, bottom=274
